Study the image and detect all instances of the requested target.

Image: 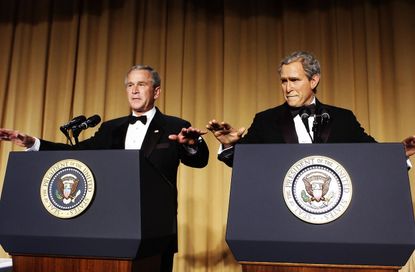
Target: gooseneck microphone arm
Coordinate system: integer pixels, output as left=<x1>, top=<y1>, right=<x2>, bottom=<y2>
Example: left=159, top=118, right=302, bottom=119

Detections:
left=299, top=107, right=314, bottom=143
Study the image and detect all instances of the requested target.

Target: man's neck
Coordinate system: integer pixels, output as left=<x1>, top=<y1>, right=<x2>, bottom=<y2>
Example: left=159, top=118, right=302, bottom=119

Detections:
left=132, top=107, right=156, bottom=117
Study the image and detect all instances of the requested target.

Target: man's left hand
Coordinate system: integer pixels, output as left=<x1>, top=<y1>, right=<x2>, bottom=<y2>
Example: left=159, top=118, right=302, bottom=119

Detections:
left=169, top=127, right=207, bottom=146
left=403, top=135, right=415, bottom=157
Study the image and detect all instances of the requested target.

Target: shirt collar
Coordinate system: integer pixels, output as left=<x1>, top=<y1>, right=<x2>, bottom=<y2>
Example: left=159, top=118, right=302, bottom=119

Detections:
left=131, top=107, right=156, bottom=124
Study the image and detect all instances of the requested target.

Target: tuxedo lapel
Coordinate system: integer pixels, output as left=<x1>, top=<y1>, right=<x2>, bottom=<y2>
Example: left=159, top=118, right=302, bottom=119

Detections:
left=319, top=117, right=332, bottom=143
left=141, top=110, right=164, bottom=158
left=111, top=117, right=129, bottom=149
left=279, top=104, right=299, bottom=143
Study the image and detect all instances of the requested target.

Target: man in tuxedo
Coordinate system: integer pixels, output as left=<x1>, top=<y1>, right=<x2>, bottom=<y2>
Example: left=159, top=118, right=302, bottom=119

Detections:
left=207, top=51, right=415, bottom=166
left=0, top=65, right=209, bottom=271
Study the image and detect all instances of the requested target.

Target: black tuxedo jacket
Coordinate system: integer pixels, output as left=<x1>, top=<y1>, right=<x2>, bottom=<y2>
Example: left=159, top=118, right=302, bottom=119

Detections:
left=219, top=100, right=376, bottom=166
left=40, top=108, right=209, bottom=252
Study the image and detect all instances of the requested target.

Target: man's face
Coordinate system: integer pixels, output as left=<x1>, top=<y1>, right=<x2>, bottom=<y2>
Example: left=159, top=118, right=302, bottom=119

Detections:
left=125, top=69, right=160, bottom=114
left=280, top=61, right=319, bottom=108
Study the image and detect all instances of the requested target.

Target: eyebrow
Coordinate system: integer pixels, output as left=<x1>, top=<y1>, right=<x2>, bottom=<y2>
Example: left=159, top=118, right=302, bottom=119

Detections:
left=281, top=76, right=300, bottom=80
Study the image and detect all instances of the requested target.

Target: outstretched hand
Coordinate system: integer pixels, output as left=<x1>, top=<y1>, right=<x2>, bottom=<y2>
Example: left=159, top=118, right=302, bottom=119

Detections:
left=403, top=135, right=415, bottom=157
left=168, top=127, right=207, bottom=146
left=0, top=128, right=36, bottom=148
left=206, top=119, right=245, bottom=148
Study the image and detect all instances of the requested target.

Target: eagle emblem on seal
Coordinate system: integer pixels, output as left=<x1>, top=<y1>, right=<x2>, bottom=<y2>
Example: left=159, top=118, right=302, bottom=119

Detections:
left=301, top=171, right=331, bottom=203
left=55, top=173, right=81, bottom=205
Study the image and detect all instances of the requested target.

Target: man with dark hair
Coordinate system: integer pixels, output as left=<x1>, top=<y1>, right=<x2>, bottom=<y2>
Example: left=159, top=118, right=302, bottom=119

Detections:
left=0, top=65, right=209, bottom=271
left=207, top=51, right=415, bottom=166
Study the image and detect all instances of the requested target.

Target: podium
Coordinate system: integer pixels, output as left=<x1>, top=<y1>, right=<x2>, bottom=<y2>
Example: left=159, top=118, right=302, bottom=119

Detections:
left=226, top=143, right=415, bottom=272
left=0, top=150, right=177, bottom=272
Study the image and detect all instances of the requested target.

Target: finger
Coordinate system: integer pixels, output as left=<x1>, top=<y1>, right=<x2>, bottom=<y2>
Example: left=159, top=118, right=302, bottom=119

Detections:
left=0, top=135, right=11, bottom=141
left=183, top=130, right=200, bottom=139
left=0, top=130, right=12, bottom=140
left=168, top=134, right=179, bottom=141
left=16, top=133, right=26, bottom=141
left=186, top=127, right=206, bottom=134
left=189, top=130, right=207, bottom=137
left=207, top=123, right=223, bottom=131
left=181, top=128, right=190, bottom=136
left=237, top=127, right=246, bottom=136
left=222, top=122, right=233, bottom=130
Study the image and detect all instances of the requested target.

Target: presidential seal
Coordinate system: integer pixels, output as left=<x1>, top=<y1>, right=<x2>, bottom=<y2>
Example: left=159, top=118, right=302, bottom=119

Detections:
left=283, top=155, right=352, bottom=224
left=40, top=159, right=95, bottom=219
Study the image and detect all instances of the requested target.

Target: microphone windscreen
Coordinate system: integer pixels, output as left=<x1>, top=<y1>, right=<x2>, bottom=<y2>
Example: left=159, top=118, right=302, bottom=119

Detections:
left=320, top=108, right=330, bottom=120
left=61, top=115, right=86, bottom=130
left=86, top=115, right=101, bottom=128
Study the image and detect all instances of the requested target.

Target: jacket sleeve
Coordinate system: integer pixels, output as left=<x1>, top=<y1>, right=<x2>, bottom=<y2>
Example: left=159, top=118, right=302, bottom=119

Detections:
left=180, top=137, right=209, bottom=168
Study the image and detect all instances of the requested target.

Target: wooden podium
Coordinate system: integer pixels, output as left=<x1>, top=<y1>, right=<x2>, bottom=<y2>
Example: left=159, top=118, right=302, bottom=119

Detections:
left=0, top=150, right=176, bottom=272
left=11, top=255, right=162, bottom=272
left=240, top=262, right=400, bottom=272
left=226, top=144, right=415, bottom=272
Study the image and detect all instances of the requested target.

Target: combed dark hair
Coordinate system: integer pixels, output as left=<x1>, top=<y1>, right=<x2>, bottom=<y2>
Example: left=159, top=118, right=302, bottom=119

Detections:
left=278, top=51, right=321, bottom=80
left=124, top=65, right=161, bottom=88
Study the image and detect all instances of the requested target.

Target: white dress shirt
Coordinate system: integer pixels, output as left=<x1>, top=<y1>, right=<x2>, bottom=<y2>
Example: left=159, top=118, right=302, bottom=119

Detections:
left=125, top=107, right=156, bottom=150
left=293, top=114, right=314, bottom=143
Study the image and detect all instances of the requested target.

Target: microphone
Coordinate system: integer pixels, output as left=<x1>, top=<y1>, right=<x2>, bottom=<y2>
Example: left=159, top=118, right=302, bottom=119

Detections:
left=60, top=115, right=86, bottom=132
left=60, top=115, right=86, bottom=146
left=71, top=115, right=101, bottom=145
left=299, top=107, right=311, bottom=133
left=299, top=107, right=314, bottom=143
left=320, top=108, right=330, bottom=123
left=313, top=107, right=330, bottom=143
left=76, top=115, right=101, bottom=131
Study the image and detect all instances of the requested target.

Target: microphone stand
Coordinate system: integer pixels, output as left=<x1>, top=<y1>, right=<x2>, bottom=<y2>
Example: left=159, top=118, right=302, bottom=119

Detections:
left=72, top=126, right=82, bottom=146
left=312, top=117, right=320, bottom=143
left=300, top=107, right=314, bottom=143
left=312, top=114, right=329, bottom=143
left=60, top=127, right=74, bottom=146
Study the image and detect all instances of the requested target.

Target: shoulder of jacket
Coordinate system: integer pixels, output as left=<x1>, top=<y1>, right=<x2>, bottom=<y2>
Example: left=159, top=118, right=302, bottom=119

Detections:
left=100, top=116, right=129, bottom=126
left=156, top=111, right=190, bottom=126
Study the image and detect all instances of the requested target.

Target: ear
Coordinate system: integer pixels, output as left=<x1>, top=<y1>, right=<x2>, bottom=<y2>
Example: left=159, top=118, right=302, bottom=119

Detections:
left=310, top=74, right=320, bottom=90
left=154, top=86, right=161, bottom=99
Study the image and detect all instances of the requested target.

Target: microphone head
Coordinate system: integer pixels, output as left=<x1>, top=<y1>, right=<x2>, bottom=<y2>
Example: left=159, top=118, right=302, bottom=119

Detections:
left=85, top=114, right=101, bottom=128
left=60, top=115, right=86, bottom=130
left=320, top=108, right=330, bottom=120
left=299, top=107, right=311, bottom=120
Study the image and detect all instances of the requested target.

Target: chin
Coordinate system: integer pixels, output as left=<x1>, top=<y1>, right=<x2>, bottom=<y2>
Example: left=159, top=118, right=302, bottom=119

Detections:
left=287, top=102, right=301, bottom=108
left=130, top=104, right=144, bottom=111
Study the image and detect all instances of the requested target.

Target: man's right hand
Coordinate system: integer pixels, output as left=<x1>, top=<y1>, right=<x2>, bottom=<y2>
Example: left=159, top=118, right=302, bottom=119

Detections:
left=206, top=120, right=245, bottom=148
left=0, top=128, right=35, bottom=148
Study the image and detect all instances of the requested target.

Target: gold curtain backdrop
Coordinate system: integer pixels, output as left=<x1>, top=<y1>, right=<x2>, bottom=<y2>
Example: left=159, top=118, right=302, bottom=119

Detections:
left=0, top=0, right=415, bottom=271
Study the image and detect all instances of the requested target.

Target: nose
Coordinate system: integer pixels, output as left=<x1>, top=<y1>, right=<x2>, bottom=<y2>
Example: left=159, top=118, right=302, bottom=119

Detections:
left=285, top=81, right=293, bottom=93
left=131, top=84, right=139, bottom=94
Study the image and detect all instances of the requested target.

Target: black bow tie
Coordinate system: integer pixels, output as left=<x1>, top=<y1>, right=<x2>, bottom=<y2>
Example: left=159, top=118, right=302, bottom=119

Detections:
left=289, top=104, right=316, bottom=117
left=129, top=115, right=147, bottom=125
